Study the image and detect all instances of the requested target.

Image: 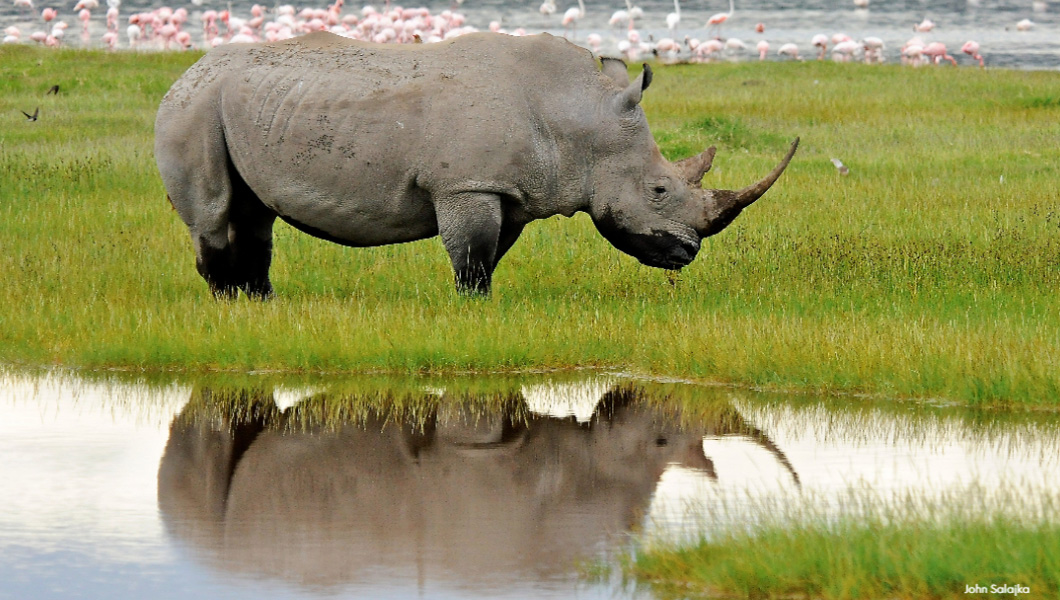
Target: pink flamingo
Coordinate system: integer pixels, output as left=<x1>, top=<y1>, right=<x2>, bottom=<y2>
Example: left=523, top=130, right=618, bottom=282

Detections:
left=914, top=18, right=935, bottom=32
left=561, top=0, right=585, bottom=39
left=655, top=36, right=680, bottom=58
left=78, top=8, right=90, bottom=41
left=811, top=33, right=828, bottom=60
left=706, top=0, right=733, bottom=35
left=862, top=36, right=884, bottom=63
left=175, top=29, right=191, bottom=48
left=586, top=31, right=602, bottom=53
left=922, top=42, right=957, bottom=65
left=832, top=39, right=858, bottom=62
left=41, top=7, right=57, bottom=22
left=961, top=40, right=983, bottom=67
left=3, top=27, right=21, bottom=43
left=777, top=42, right=800, bottom=60
left=756, top=39, right=769, bottom=60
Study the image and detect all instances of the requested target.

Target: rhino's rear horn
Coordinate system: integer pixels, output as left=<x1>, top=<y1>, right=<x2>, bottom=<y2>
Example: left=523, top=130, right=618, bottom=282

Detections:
left=600, top=57, right=630, bottom=87
left=675, top=146, right=716, bottom=187
left=733, top=137, right=800, bottom=208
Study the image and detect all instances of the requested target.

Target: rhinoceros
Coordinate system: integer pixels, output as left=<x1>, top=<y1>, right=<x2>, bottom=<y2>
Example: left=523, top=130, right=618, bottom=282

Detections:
left=155, top=31, right=797, bottom=298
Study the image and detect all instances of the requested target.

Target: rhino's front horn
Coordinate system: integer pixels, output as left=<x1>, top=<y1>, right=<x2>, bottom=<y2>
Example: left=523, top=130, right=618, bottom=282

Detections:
left=697, top=137, right=799, bottom=239
left=732, top=137, right=800, bottom=209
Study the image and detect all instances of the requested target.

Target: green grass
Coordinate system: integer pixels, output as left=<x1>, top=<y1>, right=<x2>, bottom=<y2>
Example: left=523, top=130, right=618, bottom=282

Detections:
left=2, top=46, right=1059, bottom=408
left=630, top=509, right=1060, bottom=599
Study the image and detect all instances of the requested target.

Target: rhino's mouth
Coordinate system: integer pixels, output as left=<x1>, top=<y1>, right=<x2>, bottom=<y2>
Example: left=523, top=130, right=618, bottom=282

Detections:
left=591, top=207, right=701, bottom=270
left=635, top=228, right=701, bottom=270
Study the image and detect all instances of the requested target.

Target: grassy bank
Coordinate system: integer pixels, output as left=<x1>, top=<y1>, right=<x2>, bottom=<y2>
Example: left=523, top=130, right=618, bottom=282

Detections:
left=1, top=45, right=1059, bottom=408
left=630, top=513, right=1060, bottom=599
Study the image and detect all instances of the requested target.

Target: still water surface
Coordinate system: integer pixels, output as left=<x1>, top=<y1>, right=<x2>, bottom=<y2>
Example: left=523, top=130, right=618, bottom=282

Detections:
left=1, top=371, right=1058, bottom=599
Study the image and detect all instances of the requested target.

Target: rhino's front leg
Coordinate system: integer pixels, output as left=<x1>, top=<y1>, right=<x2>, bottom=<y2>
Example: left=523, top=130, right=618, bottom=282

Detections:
left=435, top=192, right=502, bottom=296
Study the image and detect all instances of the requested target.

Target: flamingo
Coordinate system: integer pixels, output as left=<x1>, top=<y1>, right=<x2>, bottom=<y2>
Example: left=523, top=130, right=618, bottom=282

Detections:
left=586, top=31, right=602, bottom=53
left=78, top=8, right=90, bottom=37
left=777, top=42, right=800, bottom=60
left=654, top=36, right=680, bottom=58
left=811, top=33, right=828, bottom=60
left=902, top=42, right=924, bottom=66
left=862, top=37, right=883, bottom=63
left=853, top=0, right=868, bottom=7
left=41, top=7, right=57, bottom=22
left=560, top=0, right=584, bottom=39
left=922, top=41, right=957, bottom=65
left=1015, top=18, right=1035, bottom=31
left=914, top=18, right=935, bottom=32
left=706, top=0, right=733, bottom=35
left=756, top=39, right=768, bottom=60
left=628, top=2, right=644, bottom=25
left=539, top=0, right=556, bottom=16
left=692, top=37, right=723, bottom=62
left=961, top=40, right=983, bottom=67
left=665, top=0, right=680, bottom=33
left=724, top=37, right=746, bottom=55
left=831, top=39, right=858, bottom=62
left=608, top=8, right=629, bottom=27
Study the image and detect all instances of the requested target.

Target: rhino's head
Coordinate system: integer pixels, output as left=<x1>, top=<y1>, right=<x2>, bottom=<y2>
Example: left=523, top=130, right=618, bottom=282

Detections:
left=587, top=60, right=799, bottom=270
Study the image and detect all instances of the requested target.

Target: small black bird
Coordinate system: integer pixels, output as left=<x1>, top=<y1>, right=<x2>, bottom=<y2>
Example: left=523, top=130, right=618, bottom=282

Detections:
left=21, top=107, right=39, bottom=121
left=47, top=85, right=60, bottom=95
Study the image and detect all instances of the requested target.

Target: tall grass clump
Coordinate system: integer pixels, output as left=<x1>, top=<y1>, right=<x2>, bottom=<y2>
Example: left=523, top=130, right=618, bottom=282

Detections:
left=2, top=47, right=1059, bottom=408
left=630, top=491, right=1060, bottom=600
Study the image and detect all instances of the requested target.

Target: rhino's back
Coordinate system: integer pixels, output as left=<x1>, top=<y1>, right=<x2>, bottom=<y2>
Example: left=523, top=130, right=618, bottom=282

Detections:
left=162, top=31, right=603, bottom=109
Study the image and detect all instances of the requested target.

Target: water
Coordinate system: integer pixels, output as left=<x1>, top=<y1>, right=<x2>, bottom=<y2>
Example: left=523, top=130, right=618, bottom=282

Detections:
left=1, top=370, right=1058, bottom=599
left=1, top=0, right=1058, bottom=69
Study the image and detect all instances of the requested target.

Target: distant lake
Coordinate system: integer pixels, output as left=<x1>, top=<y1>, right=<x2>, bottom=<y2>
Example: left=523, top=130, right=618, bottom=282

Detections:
left=2, top=0, right=1057, bottom=68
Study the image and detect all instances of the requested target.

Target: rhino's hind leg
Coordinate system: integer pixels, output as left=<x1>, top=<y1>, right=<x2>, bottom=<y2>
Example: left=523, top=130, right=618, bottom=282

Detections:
left=226, top=171, right=277, bottom=300
left=190, top=165, right=276, bottom=300
left=435, top=192, right=503, bottom=296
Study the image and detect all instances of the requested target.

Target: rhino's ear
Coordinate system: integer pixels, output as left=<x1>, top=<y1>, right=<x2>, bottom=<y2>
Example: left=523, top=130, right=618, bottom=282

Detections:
left=600, top=57, right=629, bottom=87
left=674, top=146, right=717, bottom=186
left=615, top=63, right=652, bottom=112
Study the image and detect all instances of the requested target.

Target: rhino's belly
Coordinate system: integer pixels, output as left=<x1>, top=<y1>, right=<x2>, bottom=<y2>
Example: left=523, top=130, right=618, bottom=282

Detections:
left=243, top=168, right=439, bottom=247
left=222, top=73, right=441, bottom=246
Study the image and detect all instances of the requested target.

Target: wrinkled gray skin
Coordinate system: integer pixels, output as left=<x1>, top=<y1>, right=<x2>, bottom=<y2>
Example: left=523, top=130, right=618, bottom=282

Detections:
left=155, top=31, right=798, bottom=298
left=157, top=386, right=799, bottom=585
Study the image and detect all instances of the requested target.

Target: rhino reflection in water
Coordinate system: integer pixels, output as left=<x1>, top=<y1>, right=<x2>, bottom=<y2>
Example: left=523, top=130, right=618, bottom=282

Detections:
left=158, top=385, right=798, bottom=587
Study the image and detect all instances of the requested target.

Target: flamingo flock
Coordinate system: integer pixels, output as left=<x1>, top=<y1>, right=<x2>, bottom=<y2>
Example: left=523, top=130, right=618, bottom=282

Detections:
left=0, top=0, right=1038, bottom=68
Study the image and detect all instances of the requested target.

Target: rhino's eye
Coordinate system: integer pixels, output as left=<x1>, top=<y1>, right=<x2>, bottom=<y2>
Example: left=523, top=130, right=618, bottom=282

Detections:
left=653, top=186, right=667, bottom=194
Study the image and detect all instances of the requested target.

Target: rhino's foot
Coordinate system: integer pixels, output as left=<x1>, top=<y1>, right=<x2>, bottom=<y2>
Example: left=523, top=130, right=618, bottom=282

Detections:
left=196, top=233, right=275, bottom=301
left=456, top=280, right=492, bottom=298
left=209, top=282, right=241, bottom=301
left=240, top=279, right=274, bottom=301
